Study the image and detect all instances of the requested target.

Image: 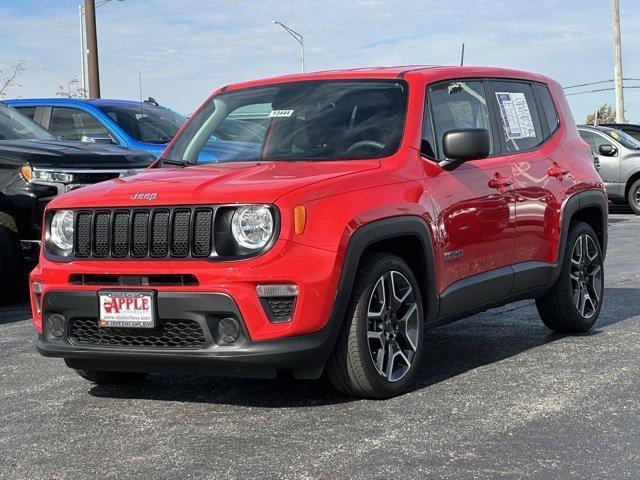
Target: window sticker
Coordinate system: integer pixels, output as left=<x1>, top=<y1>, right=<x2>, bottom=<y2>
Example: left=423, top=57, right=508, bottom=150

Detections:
left=269, top=109, right=295, bottom=118
left=495, top=92, right=536, bottom=139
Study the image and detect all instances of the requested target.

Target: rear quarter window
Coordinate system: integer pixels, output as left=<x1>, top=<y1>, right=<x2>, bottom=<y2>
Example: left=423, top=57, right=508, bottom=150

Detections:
left=534, top=84, right=560, bottom=133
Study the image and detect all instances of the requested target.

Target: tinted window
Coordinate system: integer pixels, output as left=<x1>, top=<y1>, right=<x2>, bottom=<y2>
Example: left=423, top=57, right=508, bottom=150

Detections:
left=534, top=84, right=559, bottom=133
left=49, top=108, right=112, bottom=142
left=602, top=128, right=640, bottom=150
left=166, top=80, right=408, bottom=164
left=98, top=104, right=185, bottom=144
left=579, top=130, right=614, bottom=154
left=428, top=80, right=493, bottom=159
left=15, top=106, right=36, bottom=120
left=0, top=104, right=54, bottom=141
left=421, top=96, right=436, bottom=159
left=490, top=81, right=544, bottom=152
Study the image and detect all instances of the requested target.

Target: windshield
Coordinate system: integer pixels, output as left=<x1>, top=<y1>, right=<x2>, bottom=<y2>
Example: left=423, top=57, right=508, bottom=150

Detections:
left=604, top=128, right=640, bottom=150
left=165, top=80, right=408, bottom=164
left=98, top=104, right=186, bottom=144
left=0, top=103, right=55, bottom=141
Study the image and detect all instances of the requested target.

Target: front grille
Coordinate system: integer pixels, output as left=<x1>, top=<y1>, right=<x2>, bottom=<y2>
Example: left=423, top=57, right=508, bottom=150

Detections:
left=74, top=207, right=215, bottom=259
left=69, top=317, right=207, bottom=348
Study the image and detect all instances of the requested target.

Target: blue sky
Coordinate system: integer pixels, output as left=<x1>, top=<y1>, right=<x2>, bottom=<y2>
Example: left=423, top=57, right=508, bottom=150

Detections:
left=1, top=0, right=639, bottom=122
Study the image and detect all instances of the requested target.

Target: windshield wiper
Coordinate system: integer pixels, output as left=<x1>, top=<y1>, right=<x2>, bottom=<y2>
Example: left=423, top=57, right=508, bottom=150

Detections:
left=156, top=158, right=190, bottom=168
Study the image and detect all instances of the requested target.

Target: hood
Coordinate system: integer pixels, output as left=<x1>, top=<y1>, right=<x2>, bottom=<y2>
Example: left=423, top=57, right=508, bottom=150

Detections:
left=50, top=160, right=380, bottom=208
left=0, top=139, right=154, bottom=168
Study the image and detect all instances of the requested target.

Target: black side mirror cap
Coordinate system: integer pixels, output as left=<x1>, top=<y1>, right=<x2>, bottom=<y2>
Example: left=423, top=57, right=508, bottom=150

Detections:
left=440, top=128, right=490, bottom=168
left=598, top=144, right=618, bottom=157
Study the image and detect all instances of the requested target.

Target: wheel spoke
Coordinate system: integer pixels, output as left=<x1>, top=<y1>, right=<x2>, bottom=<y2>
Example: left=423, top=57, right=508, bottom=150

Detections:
left=397, top=304, right=418, bottom=351
left=367, top=276, right=386, bottom=319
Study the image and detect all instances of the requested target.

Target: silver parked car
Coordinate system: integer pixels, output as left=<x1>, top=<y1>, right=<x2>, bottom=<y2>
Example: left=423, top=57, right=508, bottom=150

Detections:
left=578, top=125, right=640, bottom=214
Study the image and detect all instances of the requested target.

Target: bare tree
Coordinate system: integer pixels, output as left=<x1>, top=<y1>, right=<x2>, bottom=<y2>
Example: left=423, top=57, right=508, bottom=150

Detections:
left=56, top=77, right=87, bottom=99
left=0, top=60, right=26, bottom=99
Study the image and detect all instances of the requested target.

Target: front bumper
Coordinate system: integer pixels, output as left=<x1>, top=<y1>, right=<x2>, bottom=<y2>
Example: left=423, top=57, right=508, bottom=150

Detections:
left=38, top=290, right=337, bottom=379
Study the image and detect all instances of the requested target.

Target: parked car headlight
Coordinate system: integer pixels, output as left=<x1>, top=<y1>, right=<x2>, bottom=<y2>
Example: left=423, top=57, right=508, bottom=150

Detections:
left=231, top=205, right=274, bottom=249
left=50, top=210, right=75, bottom=252
left=21, top=165, right=74, bottom=184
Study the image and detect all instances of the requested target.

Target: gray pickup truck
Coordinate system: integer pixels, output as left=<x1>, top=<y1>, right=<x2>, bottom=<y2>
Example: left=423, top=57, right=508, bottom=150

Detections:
left=578, top=124, right=640, bottom=214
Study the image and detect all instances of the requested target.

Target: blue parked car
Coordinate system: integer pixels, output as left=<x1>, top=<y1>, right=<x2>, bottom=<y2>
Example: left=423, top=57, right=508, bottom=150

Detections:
left=5, top=97, right=186, bottom=158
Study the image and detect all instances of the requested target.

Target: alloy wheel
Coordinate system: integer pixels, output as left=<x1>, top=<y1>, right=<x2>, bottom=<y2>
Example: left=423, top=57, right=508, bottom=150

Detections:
left=570, top=234, right=602, bottom=319
left=366, top=271, right=419, bottom=382
left=635, top=187, right=640, bottom=207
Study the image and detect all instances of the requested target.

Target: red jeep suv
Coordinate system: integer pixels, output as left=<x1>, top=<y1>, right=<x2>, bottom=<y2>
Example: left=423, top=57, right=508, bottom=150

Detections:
left=30, top=66, right=607, bottom=398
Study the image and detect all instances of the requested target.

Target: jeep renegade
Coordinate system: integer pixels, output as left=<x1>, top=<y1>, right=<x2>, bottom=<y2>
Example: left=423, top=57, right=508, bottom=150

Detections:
left=30, top=66, right=607, bottom=398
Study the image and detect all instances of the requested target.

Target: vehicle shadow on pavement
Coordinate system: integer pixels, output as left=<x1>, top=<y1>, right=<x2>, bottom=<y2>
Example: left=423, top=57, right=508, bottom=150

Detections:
left=88, top=287, right=639, bottom=406
left=0, top=303, right=31, bottom=325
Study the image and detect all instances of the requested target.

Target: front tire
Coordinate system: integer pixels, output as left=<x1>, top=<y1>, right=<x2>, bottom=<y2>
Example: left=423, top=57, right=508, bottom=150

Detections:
left=327, top=253, right=424, bottom=399
left=72, top=368, right=149, bottom=385
left=536, top=221, right=604, bottom=333
left=627, top=178, right=640, bottom=215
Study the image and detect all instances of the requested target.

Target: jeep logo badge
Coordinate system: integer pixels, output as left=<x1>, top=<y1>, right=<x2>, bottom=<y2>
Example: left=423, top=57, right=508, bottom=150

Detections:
left=130, top=193, right=157, bottom=201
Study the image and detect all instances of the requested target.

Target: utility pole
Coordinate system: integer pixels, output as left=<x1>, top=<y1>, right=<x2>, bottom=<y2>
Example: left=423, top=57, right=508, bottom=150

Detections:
left=78, top=5, right=87, bottom=95
left=460, top=42, right=465, bottom=66
left=85, top=0, right=101, bottom=98
left=611, top=0, right=624, bottom=123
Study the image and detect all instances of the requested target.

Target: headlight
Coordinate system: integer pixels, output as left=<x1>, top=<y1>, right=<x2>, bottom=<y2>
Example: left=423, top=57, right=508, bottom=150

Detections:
left=231, top=205, right=274, bottom=249
left=50, top=210, right=74, bottom=252
left=21, top=165, right=74, bottom=184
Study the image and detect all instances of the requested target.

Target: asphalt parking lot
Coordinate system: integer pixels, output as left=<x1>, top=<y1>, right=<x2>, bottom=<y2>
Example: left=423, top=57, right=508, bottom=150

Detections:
left=1, top=209, right=639, bottom=480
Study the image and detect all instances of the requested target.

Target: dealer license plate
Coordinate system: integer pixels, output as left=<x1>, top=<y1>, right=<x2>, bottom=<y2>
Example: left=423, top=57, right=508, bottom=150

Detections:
left=98, top=291, right=155, bottom=329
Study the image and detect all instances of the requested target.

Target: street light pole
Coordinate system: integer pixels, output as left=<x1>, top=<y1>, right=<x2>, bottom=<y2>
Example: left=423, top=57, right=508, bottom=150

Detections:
left=85, top=0, right=100, bottom=98
left=272, top=20, right=304, bottom=73
left=611, top=0, right=625, bottom=123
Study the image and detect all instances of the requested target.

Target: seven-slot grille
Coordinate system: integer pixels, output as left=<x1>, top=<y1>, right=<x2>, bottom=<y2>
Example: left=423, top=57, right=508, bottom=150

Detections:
left=74, top=207, right=214, bottom=259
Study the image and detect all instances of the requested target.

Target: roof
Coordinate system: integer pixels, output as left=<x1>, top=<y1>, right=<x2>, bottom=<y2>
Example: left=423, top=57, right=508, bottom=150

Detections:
left=222, top=65, right=551, bottom=92
left=5, top=98, right=165, bottom=108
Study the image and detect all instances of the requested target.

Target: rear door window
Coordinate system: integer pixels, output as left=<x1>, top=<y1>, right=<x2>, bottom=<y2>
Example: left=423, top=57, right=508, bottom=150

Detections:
left=489, top=81, right=544, bottom=152
left=428, top=80, right=494, bottom=159
left=49, top=107, right=113, bottom=142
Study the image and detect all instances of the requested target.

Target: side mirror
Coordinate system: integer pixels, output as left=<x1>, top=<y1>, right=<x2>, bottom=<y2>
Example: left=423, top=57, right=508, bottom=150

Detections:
left=81, top=135, right=115, bottom=145
left=440, top=128, right=491, bottom=169
left=598, top=144, right=617, bottom=157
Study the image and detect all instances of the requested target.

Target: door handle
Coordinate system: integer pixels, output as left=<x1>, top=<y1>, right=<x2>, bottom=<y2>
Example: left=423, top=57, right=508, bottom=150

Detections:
left=548, top=163, right=570, bottom=178
left=488, top=174, right=513, bottom=190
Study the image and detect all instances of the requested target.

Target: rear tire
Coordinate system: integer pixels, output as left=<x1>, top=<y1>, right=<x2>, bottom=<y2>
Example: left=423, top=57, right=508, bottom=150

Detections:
left=536, top=221, right=604, bottom=333
left=626, top=178, right=640, bottom=215
left=73, top=368, right=149, bottom=385
left=327, top=253, right=424, bottom=399
left=0, top=224, right=24, bottom=304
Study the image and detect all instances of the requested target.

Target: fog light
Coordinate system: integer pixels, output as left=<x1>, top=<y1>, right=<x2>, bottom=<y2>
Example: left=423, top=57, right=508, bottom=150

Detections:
left=47, top=314, right=65, bottom=338
left=218, top=317, right=240, bottom=343
left=257, top=284, right=298, bottom=323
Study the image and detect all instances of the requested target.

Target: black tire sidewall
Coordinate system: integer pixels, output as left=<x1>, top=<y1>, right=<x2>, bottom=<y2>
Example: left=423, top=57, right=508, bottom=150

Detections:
left=627, top=179, right=640, bottom=214
left=350, top=255, right=424, bottom=397
left=557, top=222, right=604, bottom=330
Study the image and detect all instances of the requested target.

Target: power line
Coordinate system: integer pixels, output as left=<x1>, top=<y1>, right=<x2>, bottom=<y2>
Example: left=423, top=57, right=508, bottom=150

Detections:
left=564, top=78, right=640, bottom=89
left=0, top=0, right=249, bottom=32
left=565, top=85, right=640, bottom=96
